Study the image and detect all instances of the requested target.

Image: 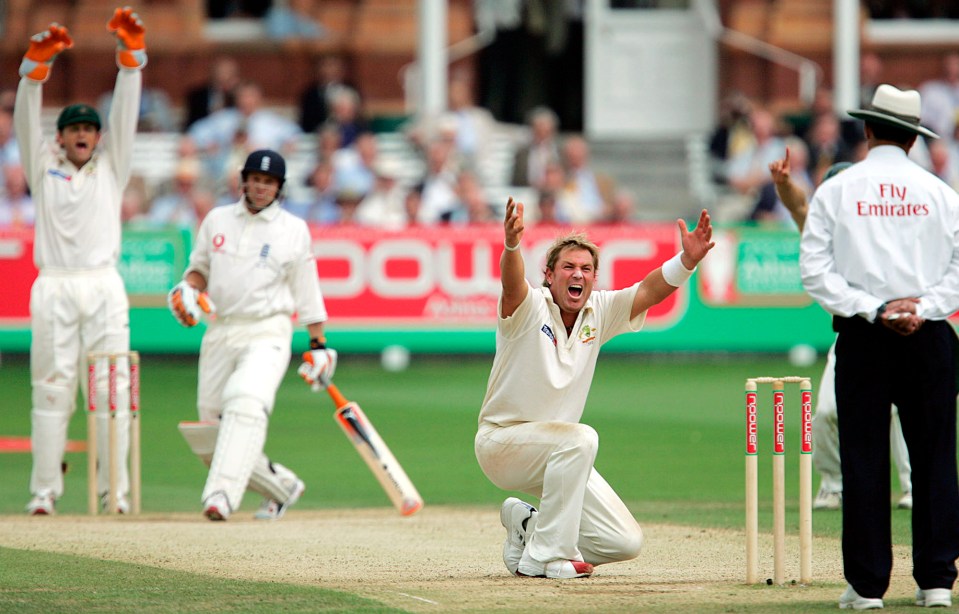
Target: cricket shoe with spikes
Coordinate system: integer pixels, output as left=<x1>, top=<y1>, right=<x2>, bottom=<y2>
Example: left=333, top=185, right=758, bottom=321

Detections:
left=501, top=497, right=537, bottom=575
left=254, top=479, right=306, bottom=520
left=203, top=491, right=231, bottom=521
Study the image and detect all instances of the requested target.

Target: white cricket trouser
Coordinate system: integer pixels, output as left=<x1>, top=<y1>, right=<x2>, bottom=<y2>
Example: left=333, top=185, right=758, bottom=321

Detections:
left=29, top=268, right=131, bottom=499
left=475, top=421, right=644, bottom=566
left=813, top=342, right=911, bottom=493
left=196, top=314, right=293, bottom=510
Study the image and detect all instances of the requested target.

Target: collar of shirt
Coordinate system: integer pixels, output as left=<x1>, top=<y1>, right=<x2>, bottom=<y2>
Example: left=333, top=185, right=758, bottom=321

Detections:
left=232, top=199, right=282, bottom=221
left=865, top=143, right=909, bottom=164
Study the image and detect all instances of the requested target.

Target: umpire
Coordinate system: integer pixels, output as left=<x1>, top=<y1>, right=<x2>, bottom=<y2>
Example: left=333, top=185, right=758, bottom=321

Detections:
left=801, top=84, right=959, bottom=610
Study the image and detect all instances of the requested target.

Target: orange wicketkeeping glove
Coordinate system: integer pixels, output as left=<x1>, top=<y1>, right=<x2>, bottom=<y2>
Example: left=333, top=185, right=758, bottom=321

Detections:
left=19, top=23, right=73, bottom=82
left=107, top=6, right=147, bottom=69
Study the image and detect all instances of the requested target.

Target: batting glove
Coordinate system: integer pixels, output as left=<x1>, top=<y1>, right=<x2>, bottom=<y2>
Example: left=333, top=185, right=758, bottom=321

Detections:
left=167, top=281, right=215, bottom=327
left=297, top=349, right=338, bottom=391
left=107, top=6, right=147, bottom=69
left=19, top=23, right=73, bottom=82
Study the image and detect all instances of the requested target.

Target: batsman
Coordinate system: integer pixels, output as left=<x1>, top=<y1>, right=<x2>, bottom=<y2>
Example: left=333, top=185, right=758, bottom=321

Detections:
left=475, top=198, right=714, bottom=578
left=168, top=149, right=336, bottom=521
left=17, top=8, right=147, bottom=515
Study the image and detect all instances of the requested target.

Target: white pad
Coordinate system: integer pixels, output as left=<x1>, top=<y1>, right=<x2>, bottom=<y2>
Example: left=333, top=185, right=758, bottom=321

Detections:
left=249, top=459, right=300, bottom=503
left=178, top=421, right=218, bottom=466
left=201, top=398, right=267, bottom=511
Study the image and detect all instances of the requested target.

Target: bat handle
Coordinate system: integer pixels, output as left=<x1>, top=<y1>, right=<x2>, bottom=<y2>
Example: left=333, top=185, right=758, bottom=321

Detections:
left=326, top=384, right=349, bottom=409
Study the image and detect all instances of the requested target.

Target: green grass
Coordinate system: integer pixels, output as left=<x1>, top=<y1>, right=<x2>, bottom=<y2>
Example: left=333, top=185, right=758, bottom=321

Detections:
left=0, top=351, right=919, bottom=610
left=0, top=547, right=401, bottom=613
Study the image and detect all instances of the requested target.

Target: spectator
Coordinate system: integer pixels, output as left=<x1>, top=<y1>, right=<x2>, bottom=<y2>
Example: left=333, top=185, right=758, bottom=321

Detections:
left=447, top=169, right=495, bottom=224
left=355, top=157, right=408, bottom=229
left=183, top=56, right=240, bottom=131
left=331, top=131, right=378, bottom=201
left=806, top=112, right=857, bottom=185
left=417, top=139, right=459, bottom=224
left=562, top=135, right=615, bottom=224
left=0, top=107, right=20, bottom=166
left=412, top=72, right=497, bottom=176
left=333, top=185, right=365, bottom=225
left=315, top=121, right=344, bottom=163
left=299, top=55, right=358, bottom=133
left=449, top=71, right=498, bottom=174
left=187, top=80, right=302, bottom=182
left=511, top=106, right=561, bottom=189
left=726, top=107, right=787, bottom=198
left=534, top=159, right=573, bottom=224
left=121, top=175, right=150, bottom=228
left=264, top=0, right=326, bottom=41
left=0, top=164, right=34, bottom=228
left=288, top=162, right=338, bottom=224
left=919, top=52, right=959, bottom=141
left=99, top=86, right=176, bottom=133
left=929, top=139, right=959, bottom=191
left=148, top=156, right=207, bottom=228
left=860, top=52, right=884, bottom=107
left=404, top=183, right=424, bottom=227
left=709, top=91, right=754, bottom=184
left=324, top=86, right=367, bottom=149
left=606, top=189, right=637, bottom=225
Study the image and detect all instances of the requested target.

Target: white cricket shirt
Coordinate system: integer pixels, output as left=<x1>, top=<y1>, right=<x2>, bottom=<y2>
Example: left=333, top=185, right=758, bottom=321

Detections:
left=801, top=145, right=959, bottom=321
left=186, top=200, right=327, bottom=324
left=15, top=70, right=140, bottom=270
left=478, top=282, right=644, bottom=427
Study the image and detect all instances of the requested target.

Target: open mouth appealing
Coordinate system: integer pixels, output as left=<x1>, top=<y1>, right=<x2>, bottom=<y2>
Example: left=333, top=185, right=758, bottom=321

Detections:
left=568, top=284, right=583, bottom=298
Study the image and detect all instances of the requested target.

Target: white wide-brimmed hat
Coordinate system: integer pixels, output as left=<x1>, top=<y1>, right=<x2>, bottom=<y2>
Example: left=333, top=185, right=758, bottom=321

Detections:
left=848, top=84, right=939, bottom=139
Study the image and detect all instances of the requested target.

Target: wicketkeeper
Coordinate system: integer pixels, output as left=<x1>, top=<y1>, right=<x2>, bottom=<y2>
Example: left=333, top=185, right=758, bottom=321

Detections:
left=169, top=149, right=336, bottom=521
left=17, top=7, right=147, bottom=515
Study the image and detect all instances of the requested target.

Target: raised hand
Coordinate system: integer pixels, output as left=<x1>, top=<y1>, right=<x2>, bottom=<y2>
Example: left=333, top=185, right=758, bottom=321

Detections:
left=107, top=6, right=147, bottom=69
left=19, top=24, right=73, bottom=82
left=768, top=148, right=791, bottom=188
left=678, top=209, right=715, bottom=268
left=504, top=197, right=524, bottom=252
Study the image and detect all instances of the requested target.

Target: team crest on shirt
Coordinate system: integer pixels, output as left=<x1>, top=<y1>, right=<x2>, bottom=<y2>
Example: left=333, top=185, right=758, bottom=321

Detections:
left=257, top=244, right=271, bottom=267
left=541, top=324, right=557, bottom=347
left=212, top=233, right=226, bottom=251
left=577, top=325, right=596, bottom=344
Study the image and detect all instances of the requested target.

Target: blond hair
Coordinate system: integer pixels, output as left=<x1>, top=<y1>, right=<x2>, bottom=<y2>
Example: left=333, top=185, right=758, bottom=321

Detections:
left=542, top=232, right=599, bottom=287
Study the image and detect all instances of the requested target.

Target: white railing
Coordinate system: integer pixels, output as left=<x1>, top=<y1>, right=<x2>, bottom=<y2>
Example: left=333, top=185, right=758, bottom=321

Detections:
left=695, top=0, right=823, bottom=104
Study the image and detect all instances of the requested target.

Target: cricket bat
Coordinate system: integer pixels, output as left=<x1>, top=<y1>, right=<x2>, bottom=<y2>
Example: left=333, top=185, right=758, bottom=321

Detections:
left=326, top=383, right=423, bottom=516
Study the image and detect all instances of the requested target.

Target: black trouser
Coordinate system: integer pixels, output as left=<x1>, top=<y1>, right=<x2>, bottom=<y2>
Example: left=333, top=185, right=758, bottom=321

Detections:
left=834, top=316, right=959, bottom=598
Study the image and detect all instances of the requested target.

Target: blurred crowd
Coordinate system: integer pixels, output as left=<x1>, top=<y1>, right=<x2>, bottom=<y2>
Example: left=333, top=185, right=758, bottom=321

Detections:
left=711, top=51, right=959, bottom=228
left=0, top=53, right=637, bottom=232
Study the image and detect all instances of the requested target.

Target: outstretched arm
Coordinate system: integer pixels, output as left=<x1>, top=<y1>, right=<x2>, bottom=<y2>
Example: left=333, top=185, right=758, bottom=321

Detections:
left=768, top=148, right=809, bottom=231
left=631, top=209, right=715, bottom=319
left=500, top=197, right=529, bottom=318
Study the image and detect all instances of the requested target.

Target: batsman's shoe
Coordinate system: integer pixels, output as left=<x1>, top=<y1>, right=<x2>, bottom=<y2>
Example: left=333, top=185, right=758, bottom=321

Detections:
left=26, top=492, right=55, bottom=515
left=203, top=492, right=231, bottom=521
left=916, top=588, right=952, bottom=608
left=813, top=487, right=842, bottom=510
left=839, top=584, right=883, bottom=610
left=100, top=493, right=131, bottom=514
left=501, top=497, right=537, bottom=575
left=517, top=556, right=594, bottom=579
left=897, top=491, right=913, bottom=510
left=254, top=479, right=306, bottom=520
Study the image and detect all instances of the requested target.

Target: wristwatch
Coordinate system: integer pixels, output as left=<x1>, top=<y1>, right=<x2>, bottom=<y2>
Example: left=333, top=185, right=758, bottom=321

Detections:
left=874, top=302, right=887, bottom=322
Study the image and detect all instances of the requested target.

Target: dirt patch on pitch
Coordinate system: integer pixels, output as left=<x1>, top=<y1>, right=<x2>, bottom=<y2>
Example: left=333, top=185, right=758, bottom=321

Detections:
left=0, top=506, right=919, bottom=612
